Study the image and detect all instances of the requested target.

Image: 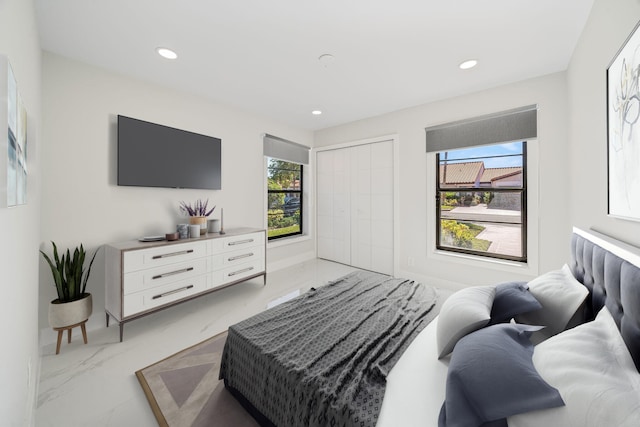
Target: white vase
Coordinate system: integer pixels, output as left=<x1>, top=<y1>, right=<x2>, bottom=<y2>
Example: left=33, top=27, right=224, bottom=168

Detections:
left=189, top=216, right=207, bottom=235
left=208, top=218, right=220, bottom=233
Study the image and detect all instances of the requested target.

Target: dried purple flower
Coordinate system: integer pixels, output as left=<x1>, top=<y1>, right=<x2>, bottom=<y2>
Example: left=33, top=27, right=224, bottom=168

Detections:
left=179, top=199, right=216, bottom=217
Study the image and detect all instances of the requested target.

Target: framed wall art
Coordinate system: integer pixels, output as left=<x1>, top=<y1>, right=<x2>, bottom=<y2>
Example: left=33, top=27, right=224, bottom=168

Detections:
left=608, top=21, right=640, bottom=221
left=0, top=55, right=28, bottom=208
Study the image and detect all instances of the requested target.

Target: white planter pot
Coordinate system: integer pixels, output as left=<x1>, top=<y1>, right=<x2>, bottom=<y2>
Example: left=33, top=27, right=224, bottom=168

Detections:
left=48, top=293, right=93, bottom=329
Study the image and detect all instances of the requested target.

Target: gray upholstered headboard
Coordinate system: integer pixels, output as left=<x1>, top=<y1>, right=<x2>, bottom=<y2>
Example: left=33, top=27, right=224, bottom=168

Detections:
left=568, top=227, right=640, bottom=371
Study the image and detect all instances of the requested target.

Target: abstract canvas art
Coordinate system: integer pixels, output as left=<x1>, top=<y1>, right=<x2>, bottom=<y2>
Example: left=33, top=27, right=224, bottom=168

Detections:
left=1, top=55, right=27, bottom=208
left=608, top=22, right=640, bottom=221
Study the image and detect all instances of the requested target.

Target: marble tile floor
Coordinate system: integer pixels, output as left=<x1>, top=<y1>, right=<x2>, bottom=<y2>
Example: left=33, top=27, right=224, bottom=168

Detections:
left=35, top=258, right=358, bottom=427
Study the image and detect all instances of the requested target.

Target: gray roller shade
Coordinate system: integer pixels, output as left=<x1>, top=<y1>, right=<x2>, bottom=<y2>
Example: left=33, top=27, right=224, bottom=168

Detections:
left=263, top=134, right=310, bottom=164
left=425, top=105, right=537, bottom=153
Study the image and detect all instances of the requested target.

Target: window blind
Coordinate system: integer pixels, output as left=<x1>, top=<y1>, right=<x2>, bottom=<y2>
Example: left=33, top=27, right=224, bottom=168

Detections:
left=425, top=105, right=537, bottom=153
left=263, top=134, right=310, bottom=164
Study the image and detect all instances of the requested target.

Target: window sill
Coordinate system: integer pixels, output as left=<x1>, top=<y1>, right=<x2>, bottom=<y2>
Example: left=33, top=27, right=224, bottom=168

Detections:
left=267, top=234, right=311, bottom=249
left=430, top=248, right=538, bottom=278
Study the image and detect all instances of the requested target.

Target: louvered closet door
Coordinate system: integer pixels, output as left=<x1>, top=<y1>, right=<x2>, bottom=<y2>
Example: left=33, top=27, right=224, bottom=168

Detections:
left=317, top=140, right=394, bottom=275
left=317, top=149, right=351, bottom=265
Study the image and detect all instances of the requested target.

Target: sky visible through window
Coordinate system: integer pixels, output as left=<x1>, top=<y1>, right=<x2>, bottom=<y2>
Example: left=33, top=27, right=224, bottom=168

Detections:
left=441, top=141, right=523, bottom=168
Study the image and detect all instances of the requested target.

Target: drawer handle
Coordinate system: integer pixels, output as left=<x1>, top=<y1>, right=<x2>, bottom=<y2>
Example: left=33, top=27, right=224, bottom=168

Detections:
left=152, top=267, right=194, bottom=280
left=152, top=285, right=194, bottom=300
left=228, top=238, right=254, bottom=246
left=152, top=249, right=194, bottom=259
left=228, top=266, right=254, bottom=277
left=228, top=252, right=254, bottom=262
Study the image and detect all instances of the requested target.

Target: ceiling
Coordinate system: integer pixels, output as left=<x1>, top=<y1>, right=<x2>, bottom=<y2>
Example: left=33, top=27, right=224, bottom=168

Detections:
left=35, top=0, right=594, bottom=131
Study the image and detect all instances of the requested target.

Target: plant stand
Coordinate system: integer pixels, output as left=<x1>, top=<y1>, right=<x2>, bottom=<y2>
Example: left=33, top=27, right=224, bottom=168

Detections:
left=54, top=320, right=88, bottom=355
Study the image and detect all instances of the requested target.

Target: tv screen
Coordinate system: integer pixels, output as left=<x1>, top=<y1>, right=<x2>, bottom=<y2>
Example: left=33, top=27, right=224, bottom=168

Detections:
left=117, top=115, right=221, bottom=190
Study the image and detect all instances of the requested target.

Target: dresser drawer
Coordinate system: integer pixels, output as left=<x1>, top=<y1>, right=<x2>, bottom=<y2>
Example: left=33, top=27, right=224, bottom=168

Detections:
left=123, top=241, right=207, bottom=273
left=209, top=245, right=264, bottom=269
left=220, top=258, right=265, bottom=287
left=123, top=274, right=208, bottom=317
left=219, top=232, right=264, bottom=252
left=123, top=258, right=208, bottom=295
left=222, top=246, right=264, bottom=267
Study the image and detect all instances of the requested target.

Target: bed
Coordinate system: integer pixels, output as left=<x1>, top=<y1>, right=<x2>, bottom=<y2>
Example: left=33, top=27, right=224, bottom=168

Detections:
left=219, top=227, right=640, bottom=427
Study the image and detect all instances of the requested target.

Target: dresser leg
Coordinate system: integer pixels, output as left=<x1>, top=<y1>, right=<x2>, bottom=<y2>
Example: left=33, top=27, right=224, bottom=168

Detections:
left=264, top=273, right=267, bottom=286
left=119, top=323, right=124, bottom=342
left=106, top=312, right=110, bottom=327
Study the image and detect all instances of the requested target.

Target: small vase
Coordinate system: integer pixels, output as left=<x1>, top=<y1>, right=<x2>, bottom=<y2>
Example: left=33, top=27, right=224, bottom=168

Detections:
left=189, top=216, right=207, bottom=235
left=208, top=218, right=220, bottom=233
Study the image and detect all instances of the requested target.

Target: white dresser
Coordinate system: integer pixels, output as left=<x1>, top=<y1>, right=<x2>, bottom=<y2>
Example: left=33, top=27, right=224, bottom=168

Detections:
left=105, top=228, right=266, bottom=341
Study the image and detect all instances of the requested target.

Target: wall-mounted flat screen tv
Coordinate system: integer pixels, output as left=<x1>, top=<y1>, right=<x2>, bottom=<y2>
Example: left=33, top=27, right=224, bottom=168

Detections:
left=117, top=115, right=221, bottom=190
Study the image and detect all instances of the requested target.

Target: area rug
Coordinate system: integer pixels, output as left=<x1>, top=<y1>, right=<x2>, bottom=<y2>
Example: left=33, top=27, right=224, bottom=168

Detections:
left=135, top=331, right=259, bottom=427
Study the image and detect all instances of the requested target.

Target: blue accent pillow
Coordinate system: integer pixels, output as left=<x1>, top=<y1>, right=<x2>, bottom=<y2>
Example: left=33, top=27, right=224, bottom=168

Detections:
left=438, top=323, right=564, bottom=427
left=490, top=281, right=542, bottom=324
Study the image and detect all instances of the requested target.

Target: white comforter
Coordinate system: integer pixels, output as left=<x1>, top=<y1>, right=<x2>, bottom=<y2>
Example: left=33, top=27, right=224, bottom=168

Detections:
left=377, top=316, right=449, bottom=427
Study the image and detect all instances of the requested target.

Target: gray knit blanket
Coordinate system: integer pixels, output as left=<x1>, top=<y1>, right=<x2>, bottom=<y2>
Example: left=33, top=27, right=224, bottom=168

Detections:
left=219, top=271, right=441, bottom=427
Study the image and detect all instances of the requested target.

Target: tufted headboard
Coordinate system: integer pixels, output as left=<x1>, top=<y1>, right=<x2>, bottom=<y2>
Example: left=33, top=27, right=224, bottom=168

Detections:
left=568, top=227, right=640, bottom=371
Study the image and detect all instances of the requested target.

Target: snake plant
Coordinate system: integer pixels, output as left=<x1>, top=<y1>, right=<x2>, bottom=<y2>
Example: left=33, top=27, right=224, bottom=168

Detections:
left=40, top=242, right=99, bottom=303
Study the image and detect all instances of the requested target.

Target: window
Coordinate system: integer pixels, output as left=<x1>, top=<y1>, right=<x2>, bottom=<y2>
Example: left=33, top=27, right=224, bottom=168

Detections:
left=436, top=141, right=527, bottom=262
left=426, top=105, right=536, bottom=263
left=267, top=158, right=303, bottom=240
left=263, top=133, right=310, bottom=241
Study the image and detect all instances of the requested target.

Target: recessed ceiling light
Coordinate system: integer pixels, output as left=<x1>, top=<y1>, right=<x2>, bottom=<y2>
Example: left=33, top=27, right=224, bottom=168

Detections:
left=156, top=47, right=178, bottom=60
left=312, top=110, right=323, bottom=115
left=459, top=59, right=478, bottom=70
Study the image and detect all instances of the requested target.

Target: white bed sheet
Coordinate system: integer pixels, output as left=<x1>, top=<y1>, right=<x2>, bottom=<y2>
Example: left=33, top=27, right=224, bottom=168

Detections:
left=377, top=316, right=449, bottom=427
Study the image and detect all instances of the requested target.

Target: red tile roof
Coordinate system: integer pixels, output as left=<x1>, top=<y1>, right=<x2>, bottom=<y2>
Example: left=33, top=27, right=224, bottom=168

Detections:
left=440, top=162, right=523, bottom=186
left=481, top=167, right=522, bottom=183
left=439, top=161, right=484, bottom=185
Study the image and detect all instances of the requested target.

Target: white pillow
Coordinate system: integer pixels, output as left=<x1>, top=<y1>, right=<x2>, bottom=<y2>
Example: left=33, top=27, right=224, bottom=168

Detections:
left=508, top=307, right=640, bottom=427
left=515, top=264, right=588, bottom=339
left=436, top=285, right=495, bottom=358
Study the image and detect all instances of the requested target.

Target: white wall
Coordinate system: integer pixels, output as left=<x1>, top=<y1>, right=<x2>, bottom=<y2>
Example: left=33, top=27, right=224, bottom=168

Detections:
left=315, top=72, right=570, bottom=287
left=39, top=52, right=314, bottom=335
left=568, top=0, right=640, bottom=246
left=0, top=0, right=41, bottom=425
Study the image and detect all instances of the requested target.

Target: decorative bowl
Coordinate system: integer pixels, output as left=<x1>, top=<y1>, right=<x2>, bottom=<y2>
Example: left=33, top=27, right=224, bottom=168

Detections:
left=165, top=232, right=180, bottom=241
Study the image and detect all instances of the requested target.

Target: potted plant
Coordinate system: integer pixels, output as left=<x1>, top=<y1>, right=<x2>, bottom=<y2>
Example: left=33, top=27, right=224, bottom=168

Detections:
left=40, top=242, right=98, bottom=330
left=179, top=199, right=216, bottom=235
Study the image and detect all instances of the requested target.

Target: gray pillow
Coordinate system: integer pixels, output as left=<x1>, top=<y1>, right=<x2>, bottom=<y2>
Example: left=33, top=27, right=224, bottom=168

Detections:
left=436, top=285, right=495, bottom=358
left=438, top=323, right=565, bottom=427
left=489, top=281, right=542, bottom=324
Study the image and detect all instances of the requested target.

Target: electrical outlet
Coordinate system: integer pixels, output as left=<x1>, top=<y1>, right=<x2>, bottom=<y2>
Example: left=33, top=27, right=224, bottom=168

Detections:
left=408, top=257, right=415, bottom=267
